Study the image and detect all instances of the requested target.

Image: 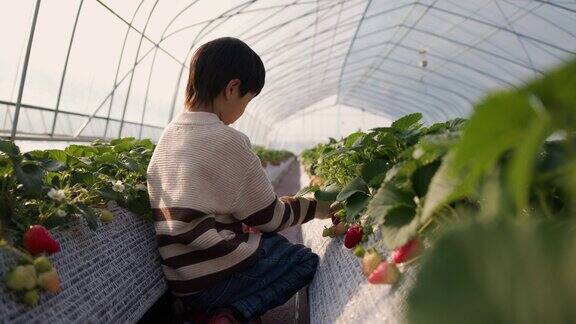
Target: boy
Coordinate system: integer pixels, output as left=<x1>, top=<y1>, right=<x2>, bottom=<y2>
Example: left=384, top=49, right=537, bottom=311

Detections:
left=146, top=37, right=333, bottom=323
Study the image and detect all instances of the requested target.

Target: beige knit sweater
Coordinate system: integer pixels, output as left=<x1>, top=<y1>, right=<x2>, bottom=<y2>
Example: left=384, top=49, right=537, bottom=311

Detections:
left=146, top=111, right=329, bottom=296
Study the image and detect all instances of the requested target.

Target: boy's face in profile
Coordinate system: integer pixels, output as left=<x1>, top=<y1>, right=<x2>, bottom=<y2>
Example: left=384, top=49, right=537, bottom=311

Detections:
left=217, top=78, right=255, bottom=125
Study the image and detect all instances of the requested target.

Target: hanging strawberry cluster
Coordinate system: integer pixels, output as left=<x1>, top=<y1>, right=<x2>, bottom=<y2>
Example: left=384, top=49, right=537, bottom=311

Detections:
left=2, top=226, right=61, bottom=306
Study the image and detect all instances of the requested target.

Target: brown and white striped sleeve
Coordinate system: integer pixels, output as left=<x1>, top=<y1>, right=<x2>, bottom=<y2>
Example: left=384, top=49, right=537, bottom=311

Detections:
left=231, top=142, right=331, bottom=232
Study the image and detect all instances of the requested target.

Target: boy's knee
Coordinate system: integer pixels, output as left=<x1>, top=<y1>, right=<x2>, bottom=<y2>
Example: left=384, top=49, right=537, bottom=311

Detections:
left=303, top=251, right=319, bottom=270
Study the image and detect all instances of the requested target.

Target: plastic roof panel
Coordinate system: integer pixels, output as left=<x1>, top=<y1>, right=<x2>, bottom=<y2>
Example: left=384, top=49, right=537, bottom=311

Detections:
left=1, top=0, right=575, bottom=144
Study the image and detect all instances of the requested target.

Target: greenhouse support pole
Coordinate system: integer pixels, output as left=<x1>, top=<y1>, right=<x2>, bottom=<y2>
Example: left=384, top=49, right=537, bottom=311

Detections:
left=117, top=0, right=159, bottom=139
left=51, top=0, right=83, bottom=137
left=11, top=0, right=41, bottom=140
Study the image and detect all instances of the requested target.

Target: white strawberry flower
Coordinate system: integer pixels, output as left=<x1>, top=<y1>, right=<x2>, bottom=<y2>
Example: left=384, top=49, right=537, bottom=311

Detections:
left=112, top=180, right=125, bottom=193
left=135, top=183, right=147, bottom=191
left=47, top=188, right=66, bottom=202
left=56, top=209, right=67, bottom=217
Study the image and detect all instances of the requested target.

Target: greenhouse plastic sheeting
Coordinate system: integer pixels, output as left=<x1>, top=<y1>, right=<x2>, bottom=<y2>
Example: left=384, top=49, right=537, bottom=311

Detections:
left=1, top=1, right=575, bottom=145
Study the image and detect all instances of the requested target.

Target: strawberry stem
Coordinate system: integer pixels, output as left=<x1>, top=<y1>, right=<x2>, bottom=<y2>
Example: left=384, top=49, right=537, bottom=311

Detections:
left=535, top=189, right=553, bottom=219
left=401, top=254, right=422, bottom=267
left=0, top=240, right=34, bottom=264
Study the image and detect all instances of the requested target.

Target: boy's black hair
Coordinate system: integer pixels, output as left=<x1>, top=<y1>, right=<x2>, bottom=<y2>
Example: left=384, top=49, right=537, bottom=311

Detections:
left=185, top=37, right=265, bottom=110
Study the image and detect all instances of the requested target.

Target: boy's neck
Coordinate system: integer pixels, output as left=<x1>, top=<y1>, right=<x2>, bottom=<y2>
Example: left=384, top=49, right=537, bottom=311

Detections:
left=187, top=106, right=225, bottom=123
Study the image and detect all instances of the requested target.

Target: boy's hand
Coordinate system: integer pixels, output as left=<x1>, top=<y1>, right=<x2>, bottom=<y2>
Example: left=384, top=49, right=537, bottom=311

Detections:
left=242, top=224, right=261, bottom=234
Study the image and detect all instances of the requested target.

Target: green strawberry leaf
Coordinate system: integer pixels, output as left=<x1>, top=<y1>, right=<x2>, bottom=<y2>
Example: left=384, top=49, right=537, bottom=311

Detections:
left=408, top=220, right=576, bottom=324
left=112, top=137, right=136, bottom=152
left=412, top=160, right=441, bottom=198
left=344, top=132, right=365, bottom=148
left=380, top=205, right=420, bottom=249
left=126, top=191, right=151, bottom=215
left=0, top=140, right=20, bottom=158
left=76, top=204, right=98, bottom=230
left=506, top=99, right=552, bottom=211
left=41, top=158, right=66, bottom=172
left=99, top=187, right=123, bottom=202
left=118, top=156, right=139, bottom=171
left=315, top=183, right=340, bottom=201
left=383, top=205, right=416, bottom=227
left=65, top=144, right=98, bottom=157
left=391, top=113, right=422, bottom=131
left=70, top=170, right=96, bottom=186
left=295, top=185, right=319, bottom=197
left=361, top=159, right=388, bottom=187
left=13, top=161, right=44, bottom=197
left=336, top=177, right=368, bottom=202
left=345, top=192, right=370, bottom=222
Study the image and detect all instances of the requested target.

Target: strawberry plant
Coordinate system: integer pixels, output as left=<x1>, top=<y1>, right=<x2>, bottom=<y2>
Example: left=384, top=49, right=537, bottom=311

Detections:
left=405, top=60, right=576, bottom=323
left=0, top=137, right=154, bottom=239
left=301, top=113, right=466, bottom=250
left=252, top=146, right=294, bottom=167
left=301, top=59, right=576, bottom=296
left=0, top=137, right=155, bottom=306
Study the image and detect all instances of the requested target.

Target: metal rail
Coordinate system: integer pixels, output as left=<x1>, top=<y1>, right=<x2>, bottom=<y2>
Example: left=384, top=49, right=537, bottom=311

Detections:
left=10, top=0, right=41, bottom=140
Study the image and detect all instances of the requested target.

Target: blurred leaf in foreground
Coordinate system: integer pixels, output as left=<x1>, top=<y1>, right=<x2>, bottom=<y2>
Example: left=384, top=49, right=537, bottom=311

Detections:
left=408, top=219, right=576, bottom=324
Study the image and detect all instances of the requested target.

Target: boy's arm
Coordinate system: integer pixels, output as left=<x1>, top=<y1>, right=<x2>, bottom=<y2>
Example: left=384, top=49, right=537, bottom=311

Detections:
left=230, top=145, right=332, bottom=233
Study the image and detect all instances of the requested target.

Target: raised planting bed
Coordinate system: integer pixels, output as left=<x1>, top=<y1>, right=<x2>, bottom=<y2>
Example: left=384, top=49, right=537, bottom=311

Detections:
left=0, top=201, right=165, bottom=323
left=264, top=156, right=296, bottom=186
left=299, top=168, right=416, bottom=324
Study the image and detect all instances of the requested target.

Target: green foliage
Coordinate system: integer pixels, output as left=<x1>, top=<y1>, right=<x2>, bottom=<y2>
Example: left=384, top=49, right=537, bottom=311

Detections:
left=302, top=61, right=576, bottom=322
left=252, top=146, right=294, bottom=167
left=301, top=112, right=465, bottom=247
left=0, top=138, right=154, bottom=245
left=406, top=60, right=576, bottom=323
left=423, top=60, right=576, bottom=222
left=408, top=220, right=576, bottom=324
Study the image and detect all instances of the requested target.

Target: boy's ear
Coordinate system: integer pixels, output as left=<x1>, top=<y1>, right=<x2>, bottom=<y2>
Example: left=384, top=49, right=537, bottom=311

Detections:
left=225, top=79, right=241, bottom=99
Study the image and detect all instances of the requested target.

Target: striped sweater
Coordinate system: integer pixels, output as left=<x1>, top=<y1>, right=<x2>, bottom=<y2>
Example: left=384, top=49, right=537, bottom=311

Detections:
left=146, top=111, right=330, bottom=296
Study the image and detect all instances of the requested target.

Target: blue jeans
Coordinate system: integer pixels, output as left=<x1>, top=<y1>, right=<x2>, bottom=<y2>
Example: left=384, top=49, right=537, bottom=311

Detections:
left=182, top=233, right=319, bottom=321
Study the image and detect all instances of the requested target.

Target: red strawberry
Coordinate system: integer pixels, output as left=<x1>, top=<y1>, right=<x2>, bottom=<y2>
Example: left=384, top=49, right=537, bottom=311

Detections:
left=23, top=225, right=60, bottom=256
left=368, top=262, right=400, bottom=285
left=344, top=225, right=363, bottom=249
left=362, top=250, right=382, bottom=277
left=392, top=238, right=422, bottom=264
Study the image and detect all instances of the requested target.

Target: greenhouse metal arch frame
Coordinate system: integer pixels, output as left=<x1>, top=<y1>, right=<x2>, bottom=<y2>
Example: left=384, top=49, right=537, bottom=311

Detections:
left=1, top=0, right=575, bottom=147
